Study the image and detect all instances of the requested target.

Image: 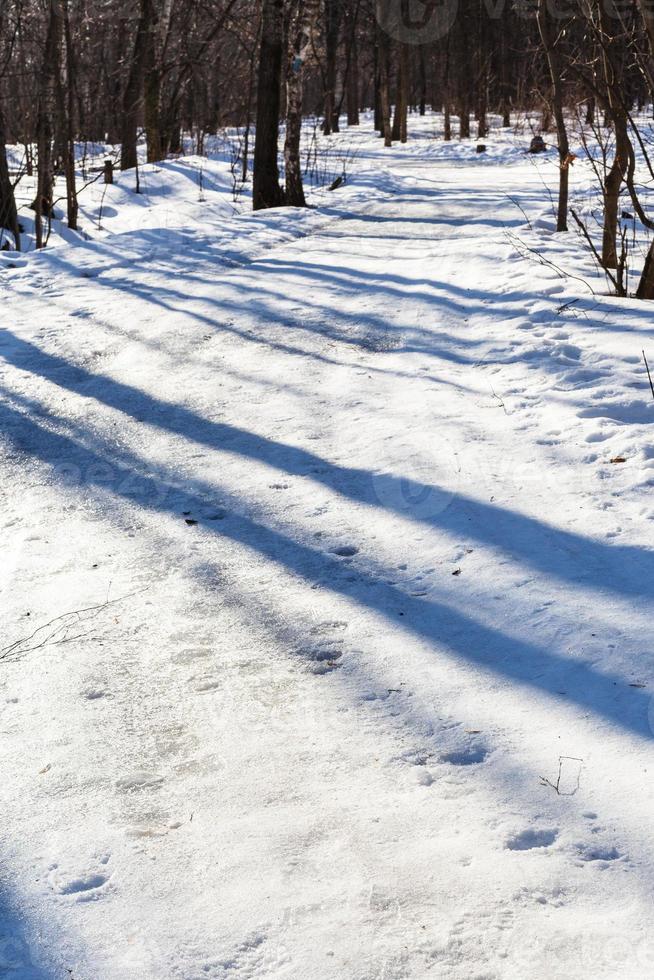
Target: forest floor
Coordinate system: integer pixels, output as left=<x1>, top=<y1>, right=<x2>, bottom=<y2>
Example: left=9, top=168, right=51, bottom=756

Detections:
left=2, top=114, right=654, bottom=979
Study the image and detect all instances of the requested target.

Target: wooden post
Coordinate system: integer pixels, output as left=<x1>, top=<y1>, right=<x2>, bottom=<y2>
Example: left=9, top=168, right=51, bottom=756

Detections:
left=103, top=159, right=114, bottom=184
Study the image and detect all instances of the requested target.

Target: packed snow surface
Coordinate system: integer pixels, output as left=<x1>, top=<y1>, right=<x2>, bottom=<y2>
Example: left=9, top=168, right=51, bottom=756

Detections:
left=1, top=115, right=654, bottom=979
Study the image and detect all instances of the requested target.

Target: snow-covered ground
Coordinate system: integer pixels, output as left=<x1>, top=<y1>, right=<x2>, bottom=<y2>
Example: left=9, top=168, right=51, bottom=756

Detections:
left=1, top=113, right=654, bottom=979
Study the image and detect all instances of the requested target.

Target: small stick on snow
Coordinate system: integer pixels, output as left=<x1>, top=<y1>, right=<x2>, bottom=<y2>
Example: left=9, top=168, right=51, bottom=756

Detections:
left=539, top=755, right=583, bottom=796
left=642, top=350, right=654, bottom=402
left=0, top=589, right=147, bottom=662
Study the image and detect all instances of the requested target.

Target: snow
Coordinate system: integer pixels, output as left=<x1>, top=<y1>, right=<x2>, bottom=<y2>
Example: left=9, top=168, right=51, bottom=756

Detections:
left=1, top=113, right=654, bottom=978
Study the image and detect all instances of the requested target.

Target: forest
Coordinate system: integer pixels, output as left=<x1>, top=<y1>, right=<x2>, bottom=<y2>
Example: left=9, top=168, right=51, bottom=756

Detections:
left=2, top=0, right=654, bottom=294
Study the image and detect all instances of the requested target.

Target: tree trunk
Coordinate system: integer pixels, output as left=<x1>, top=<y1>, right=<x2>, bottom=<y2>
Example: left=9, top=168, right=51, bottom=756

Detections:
left=477, top=60, right=488, bottom=139
left=637, top=240, right=654, bottom=299
left=459, top=95, right=470, bottom=138
left=120, top=0, right=152, bottom=172
left=537, top=0, right=569, bottom=232
left=500, top=28, right=511, bottom=126
left=60, top=0, right=78, bottom=231
left=376, top=18, right=392, bottom=146
left=323, top=0, right=342, bottom=134
left=284, top=0, right=320, bottom=206
left=601, top=120, right=628, bottom=268
left=418, top=47, right=426, bottom=116
left=637, top=0, right=654, bottom=67
left=35, top=0, right=64, bottom=248
left=443, top=41, right=452, bottom=141
left=284, top=66, right=305, bottom=207
left=346, top=33, right=360, bottom=125
left=145, top=0, right=175, bottom=162
left=477, top=89, right=488, bottom=138
left=392, top=43, right=408, bottom=143
left=598, top=2, right=629, bottom=269
left=0, top=103, right=19, bottom=250
left=444, top=99, right=451, bottom=140
left=0, top=5, right=19, bottom=250
left=253, top=0, right=285, bottom=209
left=373, top=38, right=381, bottom=133
left=144, top=4, right=161, bottom=163
left=242, top=44, right=258, bottom=181
left=456, top=6, right=471, bottom=139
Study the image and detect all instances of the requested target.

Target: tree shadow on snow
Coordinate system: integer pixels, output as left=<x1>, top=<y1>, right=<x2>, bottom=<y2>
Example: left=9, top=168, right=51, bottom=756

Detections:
left=0, top=351, right=653, bottom=740
left=0, top=894, right=58, bottom=979
left=1, top=329, right=652, bottom=605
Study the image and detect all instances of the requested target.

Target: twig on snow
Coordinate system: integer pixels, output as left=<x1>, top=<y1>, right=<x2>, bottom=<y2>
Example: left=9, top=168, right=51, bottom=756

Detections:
left=643, top=350, right=654, bottom=402
left=0, top=588, right=147, bottom=663
left=505, top=229, right=596, bottom=295
left=539, top=755, right=583, bottom=796
left=490, top=385, right=509, bottom=415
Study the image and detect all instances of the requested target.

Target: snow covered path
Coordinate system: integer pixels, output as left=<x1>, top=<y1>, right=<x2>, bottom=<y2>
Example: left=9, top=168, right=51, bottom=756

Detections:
left=2, top=142, right=654, bottom=978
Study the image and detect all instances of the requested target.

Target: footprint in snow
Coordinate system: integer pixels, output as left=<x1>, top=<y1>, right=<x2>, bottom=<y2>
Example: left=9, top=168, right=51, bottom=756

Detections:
left=440, top=745, right=488, bottom=766
left=505, top=828, right=558, bottom=851
left=296, top=638, right=345, bottom=672
left=49, top=855, right=112, bottom=900
left=115, top=770, right=165, bottom=793
left=297, top=620, right=349, bottom=673
left=585, top=429, right=611, bottom=444
left=57, top=872, right=110, bottom=896
left=331, top=545, right=359, bottom=557
left=171, top=646, right=212, bottom=664
left=397, top=748, right=435, bottom=785
left=80, top=681, right=111, bottom=700
left=310, top=619, right=348, bottom=635
left=556, top=343, right=582, bottom=360
left=579, top=400, right=653, bottom=425
left=193, top=677, right=222, bottom=693
left=574, top=843, right=623, bottom=865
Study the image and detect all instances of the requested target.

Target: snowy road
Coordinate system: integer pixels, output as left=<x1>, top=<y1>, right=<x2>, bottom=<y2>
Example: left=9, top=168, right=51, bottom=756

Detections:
left=2, top=134, right=654, bottom=978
